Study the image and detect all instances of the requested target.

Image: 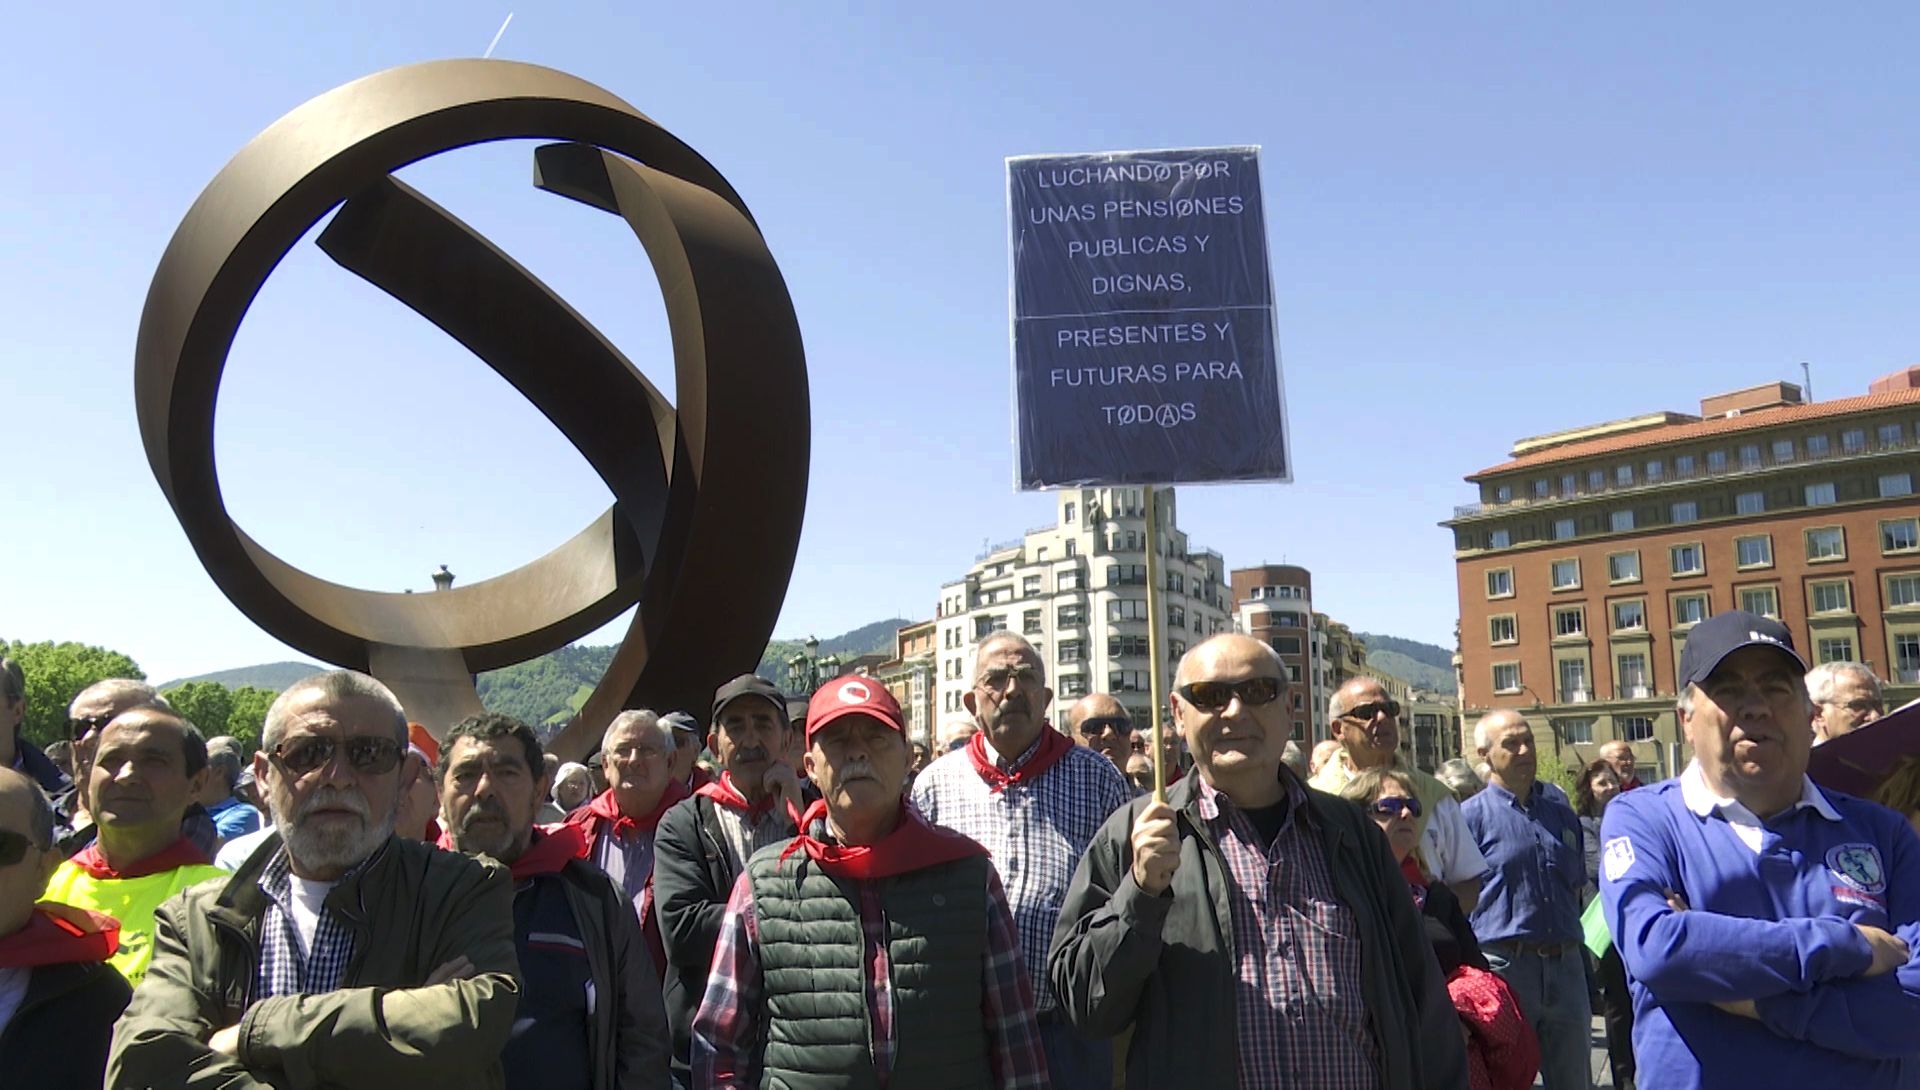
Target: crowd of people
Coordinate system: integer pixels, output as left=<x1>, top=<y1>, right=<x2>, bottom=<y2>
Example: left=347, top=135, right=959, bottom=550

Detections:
left=2, top=609, right=1919, bottom=1088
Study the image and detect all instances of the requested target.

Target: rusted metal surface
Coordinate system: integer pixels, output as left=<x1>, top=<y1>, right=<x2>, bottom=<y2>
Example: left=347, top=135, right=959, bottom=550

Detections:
left=135, top=59, right=809, bottom=755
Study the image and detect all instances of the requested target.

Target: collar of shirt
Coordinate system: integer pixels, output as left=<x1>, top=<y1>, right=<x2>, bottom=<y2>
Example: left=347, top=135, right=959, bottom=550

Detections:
left=1195, top=769, right=1307, bottom=827
left=1678, top=760, right=1841, bottom=853
left=977, top=732, right=1043, bottom=772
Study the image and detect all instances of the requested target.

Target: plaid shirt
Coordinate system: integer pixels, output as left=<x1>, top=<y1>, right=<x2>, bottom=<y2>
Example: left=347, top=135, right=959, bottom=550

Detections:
left=711, top=801, right=797, bottom=871
left=254, top=845, right=372, bottom=1001
left=692, top=856, right=1048, bottom=1089
left=910, top=735, right=1133, bottom=1010
left=1197, top=774, right=1379, bottom=1090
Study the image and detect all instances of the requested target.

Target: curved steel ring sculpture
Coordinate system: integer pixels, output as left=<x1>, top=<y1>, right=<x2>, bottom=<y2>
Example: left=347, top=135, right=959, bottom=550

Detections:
left=134, top=59, right=809, bottom=752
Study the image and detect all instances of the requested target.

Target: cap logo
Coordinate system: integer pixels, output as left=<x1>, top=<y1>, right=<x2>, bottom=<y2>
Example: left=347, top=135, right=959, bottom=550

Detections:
left=1750, top=630, right=1784, bottom=646
left=837, top=680, right=873, bottom=705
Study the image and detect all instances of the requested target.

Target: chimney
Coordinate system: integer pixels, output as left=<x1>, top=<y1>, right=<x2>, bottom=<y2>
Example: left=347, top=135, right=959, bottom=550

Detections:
left=1699, top=381, right=1805, bottom=418
left=1869, top=367, right=1920, bottom=394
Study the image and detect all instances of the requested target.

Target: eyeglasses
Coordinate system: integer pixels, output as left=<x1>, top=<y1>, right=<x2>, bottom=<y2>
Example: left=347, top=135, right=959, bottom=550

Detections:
left=68, top=714, right=114, bottom=742
left=1340, top=700, right=1402, bottom=723
left=1828, top=698, right=1884, bottom=715
left=1077, top=716, right=1132, bottom=739
left=271, top=736, right=404, bottom=776
left=1175, top=676, right=1283, bottom=711
left=1369, top=796, right=1422, bottom=819
left=0, top=829, right=40, bottom=867
left=945, top=736, right=971, bottom=752
left=978, top=665, right=1042, bottom=691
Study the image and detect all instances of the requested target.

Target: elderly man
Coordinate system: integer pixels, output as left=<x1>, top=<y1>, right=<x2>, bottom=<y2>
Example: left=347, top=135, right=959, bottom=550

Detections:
left=913, top=632, right=1134, bottom=1089
left=439, top=712, right=670, bottom=1090
left=693, top=677, right=1046, bottom=1088
left=1601, top=611, right=1920, bottom=1088
left=566, top=709, right=687, bottom=980
left=660, top=712, right=713, bottom=790
left=199, top=737, right=263, bottom=841
left=108, top=670, right=519, bottom=1090
left=1065, top=692, right=1133, bottom=769
left=0, top=767, right=131, bottom=1089
left=43, top=708, right=226, bottom=986
left=1599, top=740, right=1643, bottom=791
left=1809, top=661, right=1886, bottom=744
left=2, top=658, right=75, bottom=822
left=1310, top=678, right=1488, bottom=912
left=1051, top=634, right=1467, bottom=1089
left=1463, top=709, right=1589, bottom=1090
left=654, top=675, right=802, bottom=1081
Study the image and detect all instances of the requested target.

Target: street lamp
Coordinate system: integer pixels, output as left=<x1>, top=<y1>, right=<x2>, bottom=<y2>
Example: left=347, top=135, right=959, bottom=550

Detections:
left=785, top=636, right=839, bottom=696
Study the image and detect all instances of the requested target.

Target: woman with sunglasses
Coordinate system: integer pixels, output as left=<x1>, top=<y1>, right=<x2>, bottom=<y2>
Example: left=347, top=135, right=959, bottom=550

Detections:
left=1341, top=767, right=1539, bottom=1090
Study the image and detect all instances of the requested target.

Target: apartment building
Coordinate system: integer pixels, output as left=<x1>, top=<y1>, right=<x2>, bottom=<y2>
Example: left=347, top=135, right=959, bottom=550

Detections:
left=1230, top=564, right=1320, bottom=743
left=870, top=619, right=938, bottom=748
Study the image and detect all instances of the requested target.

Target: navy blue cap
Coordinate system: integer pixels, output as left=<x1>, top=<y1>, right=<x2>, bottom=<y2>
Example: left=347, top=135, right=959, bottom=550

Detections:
left=1677, top=610, right=1807, bottom=691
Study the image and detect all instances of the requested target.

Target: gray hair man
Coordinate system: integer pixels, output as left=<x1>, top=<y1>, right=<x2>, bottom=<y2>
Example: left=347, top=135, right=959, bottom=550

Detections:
left=1063, top=692, right=1132, bottom=769
left=1051, top=634, right=1467, bottom=1089
left=565, top=709, right=687, bottom=915
left=1808, top=661, right=1885, bottom=744
left=1310, top=677, right=1489, bottom=912
left=198, top=736, right=262, bottom=842
left=108, top=670, right=519, bottom=1090
left=63, top=679, right=171, bottom=840
left=912, top=632, right=1133, bottom=1090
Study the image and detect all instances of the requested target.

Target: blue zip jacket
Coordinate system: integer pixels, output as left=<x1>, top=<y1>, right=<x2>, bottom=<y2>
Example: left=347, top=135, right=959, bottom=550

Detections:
left=1599, top=766, right=1920, bottom=1089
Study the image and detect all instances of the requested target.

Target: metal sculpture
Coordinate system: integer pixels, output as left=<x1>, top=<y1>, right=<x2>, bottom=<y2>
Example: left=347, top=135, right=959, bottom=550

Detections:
left=134, top=59, right=809, bottom=758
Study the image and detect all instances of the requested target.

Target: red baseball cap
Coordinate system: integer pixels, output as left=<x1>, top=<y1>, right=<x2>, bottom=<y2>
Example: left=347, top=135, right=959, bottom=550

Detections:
left=806, top=677, right=905, bottom=745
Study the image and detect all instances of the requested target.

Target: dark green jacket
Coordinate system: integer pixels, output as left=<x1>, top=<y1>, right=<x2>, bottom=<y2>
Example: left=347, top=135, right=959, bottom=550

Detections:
left=1049, top=772, right=1470, bottom=1090
left=108, top=832, right=520, bottom=1090
left=748, top=846, right=995, bottom=1090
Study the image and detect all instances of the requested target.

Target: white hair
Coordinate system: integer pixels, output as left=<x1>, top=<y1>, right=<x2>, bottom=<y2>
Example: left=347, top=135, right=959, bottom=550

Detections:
left=1472, top=710, right=1529, bottom=754
left=552, top=761, right=593, bottom=790
left=972, top=632, right=1047, bottom=684
left=603, top=709, right=674, bottom=753
left=262, top=670, right=407, bottom=751
left=1807, top=662, right=1883, bottom=706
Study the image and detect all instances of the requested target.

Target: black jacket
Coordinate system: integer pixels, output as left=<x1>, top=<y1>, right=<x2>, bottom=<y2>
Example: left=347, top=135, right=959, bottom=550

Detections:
left=1, top=959, right=132, bottom=1090
left=534, top=857, right=672, bottom=1090
left=651, top=794, right=745, bottom=1077
left=1049, top=770, right=1470, bottom=1090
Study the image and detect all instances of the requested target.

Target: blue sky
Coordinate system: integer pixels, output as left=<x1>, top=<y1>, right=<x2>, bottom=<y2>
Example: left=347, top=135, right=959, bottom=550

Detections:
left=6, top=3, right=1919, bottom=683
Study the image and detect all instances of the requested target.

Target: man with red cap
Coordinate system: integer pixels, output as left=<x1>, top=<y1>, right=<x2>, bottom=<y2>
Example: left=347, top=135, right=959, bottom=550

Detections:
left=692, top=677, right=1047, bottom=1089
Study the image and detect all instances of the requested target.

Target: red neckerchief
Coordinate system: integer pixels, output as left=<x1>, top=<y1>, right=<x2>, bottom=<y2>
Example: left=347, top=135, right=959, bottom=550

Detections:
left=779, top=799, right=989, bottom=879
left=435, top=823, right=591, bottom=881
left=695, top=772, right=774, bottom=817
left=686, top=767, right=715, bottom=792
left=0, top=903, right=120, bottom=969
left=967, top=727, right=1072, bottom=793
left=569, top=780, right=690, bottom=841
left=1621, top=776, right=1643, bottom=792
left=69, top=835, right=212, bottom=880
left=1398, top=854, right=1429, bottom=909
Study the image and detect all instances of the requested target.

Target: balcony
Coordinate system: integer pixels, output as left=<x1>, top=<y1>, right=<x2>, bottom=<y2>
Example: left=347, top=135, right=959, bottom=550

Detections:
left=974, top=537, right=1026, bottom=561
left=1451, top=432, right=1920, bottom=520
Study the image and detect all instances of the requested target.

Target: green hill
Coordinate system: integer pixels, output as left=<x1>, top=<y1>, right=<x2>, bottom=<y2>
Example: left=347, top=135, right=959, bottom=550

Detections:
left=1356, top=633, right=1456, bottom=695
left=159, top=661, right=323, bottom=692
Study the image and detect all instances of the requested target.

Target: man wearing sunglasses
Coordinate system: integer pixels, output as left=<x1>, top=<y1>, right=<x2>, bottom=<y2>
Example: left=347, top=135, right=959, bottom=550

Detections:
left=109, top=670, right=520, bottom=1090
left=1051, top=634, right=1467, bottom=1090
left=0, top=766, right=131, bottom=1089
left=42, top=707, right=226, bottom=986
left=912, top=633, right=1137, bottom=1090
left=1310, top=678, right=1489, bottom=912
left=1064, top=693, right=1133, bottom=769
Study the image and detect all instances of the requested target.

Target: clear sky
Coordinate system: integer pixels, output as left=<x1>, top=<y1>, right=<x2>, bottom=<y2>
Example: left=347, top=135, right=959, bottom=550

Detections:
left=6, top=3, right=1919, bottom=683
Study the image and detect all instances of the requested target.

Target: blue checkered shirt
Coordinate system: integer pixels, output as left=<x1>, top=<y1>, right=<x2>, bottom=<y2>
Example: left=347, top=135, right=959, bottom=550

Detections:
left=910, top=733, right=1133, bottom=1010
left=253, top=845, right=374, bottom=1001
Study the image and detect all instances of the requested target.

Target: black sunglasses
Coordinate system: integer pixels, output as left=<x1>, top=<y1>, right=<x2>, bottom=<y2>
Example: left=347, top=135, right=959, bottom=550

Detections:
left=1341, top=700, right=1402, bottom=722
left=1077, top=716, right=1132, bottom=738
left=272, top=736, right=404, bottom=776
left=68, top=713, right=115, bottom=743
left=1176, top=677, right=1284, bottom=711
left=1369, top=795, right=1423, bottom=819
left=0, top=828, right=39, bottom=867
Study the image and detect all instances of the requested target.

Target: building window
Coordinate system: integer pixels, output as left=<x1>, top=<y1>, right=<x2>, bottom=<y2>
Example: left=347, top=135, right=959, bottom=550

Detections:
left=1843, top=428, right=1867, bottom=453
left=1886, top=519, right=1920, bottom=554
left=1023, top=575, right=1042, bottom=597
left=973, top=616, right=995, bottom=639
left=1807, top=434, right=1830, bottom=457
left=1617, top=654, right=1650, bottom=699
left=1707, top=449, right=1728, bottom=471
left=1675, top=454, right=1697, bottom=475
left=1738, top=586, right=1780, bottom=618
left=1673, top=593, right=1709, bottom=627
left=1558, top=658, right=1590, bottom=702
left=1273, top=610, right=1306, bottom=628
left=1058, top=570, right=1082, bottom=591
left=1810, top=580, right=1851, bottom=615
left=1771, top=439, right=1796, bottom=463
left=1492, top=663, right=1522, bottom=693
left=1109, top=670, right=1149, bottom=693
left=1494, top=484, right=1513, bottom=503
left=1059, top=639, right=1085, bottom=663
left=1559, top=717, right=1595, bottom=744
left=1620, top=716, right=1655, bottom=743
left=1816, top=637, right=1855, bottom=664
left=1108, top=635, right=1150, bottom=657
left=1489, top=615, right=1517, bottom=644
left=1533, top=479, right=1550, bottom=498
left=1895, top=634, right=1920, bottom=683
left=1646, top=460, right=1665, bottom=482
left=1588, top=469, right=1606, bottom=492
left=1272, top=635, right=1303, bottom=654
left=1805, top=482, right=1838, bottom=506
left=1612, top=600, right=1646, bottom=632
left=1608, top=551, right=1641, bottom=584
left=1168, top=605, right=1187, bottom=628
left=1671, top=501, right=1698, bottom=524
left=1059, top=675, right=1087, bottom=697
left=1023, top=609, right=1043, bottom=634
left=1806, top=526, right=1846, bottom=562
left=1885, top=573, right=1920, bottom=610
left=1740, top=444, right=1762, bottom=469
left=1064, top=502, right=1076, bottom=523
left=1616, top=465, right=1634, bottom=485
left=1735, top=534, right=1773, bottom=569
left=1880, top=423, right=1905, bottom=447
left=1554, top=606, right=1587, bottom=638
left=1107, top=599, right=1148, bottom=622
left=1610, top=510, right=1635, bottom=532
left=1166, top=571, right=1184, bottom=594
left=1065, top=539, right=1077, bottom=557
left=1489, top=529, right=1511, bottom=549
left=1550, top=558, right=1581, bottom=590
left=1487, top=568, right=1514, bottom=598
left=1057, top=605, right=1087, bottom=627
left=1552, top=518, right=1576, bottom=541
left=1731, top=490, right=1764, bottom=515
left=1880, top=473, right=1914, bottom=498
left=1561, top=473, right=1578, bottom=495
left=1670, top=543, right=1705, bottom=576
left=1107, top=564, right=1147, bottom=587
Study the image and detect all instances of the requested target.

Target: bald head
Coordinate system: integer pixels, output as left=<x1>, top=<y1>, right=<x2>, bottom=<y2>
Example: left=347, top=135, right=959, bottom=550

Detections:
left=0, top=767, right=59, bottom=937
left=1598, top=740, right=1636, bottom=783
left=1473, top=709, right=1537, bottom=794
left=1174, top=633, right=1284, bottom=688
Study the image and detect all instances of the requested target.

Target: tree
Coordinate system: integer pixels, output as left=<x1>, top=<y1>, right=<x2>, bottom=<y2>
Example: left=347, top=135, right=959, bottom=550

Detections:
left=225, top=686, right=276, bottom=754
left=162, top=681, right=234, bottom=743
left=1, top=639, right=145, bottom=750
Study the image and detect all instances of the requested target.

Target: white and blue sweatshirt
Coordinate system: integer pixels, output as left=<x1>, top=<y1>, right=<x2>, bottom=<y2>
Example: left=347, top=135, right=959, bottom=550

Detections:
left=1599, top=762, right=1920, bottom=1089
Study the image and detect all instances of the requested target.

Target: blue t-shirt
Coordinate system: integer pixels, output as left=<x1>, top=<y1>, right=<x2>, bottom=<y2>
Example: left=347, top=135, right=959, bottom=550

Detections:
left=206, top=795, right=262, bottom=841
left=1462, top=779, right=1584, bottom=944
left=1600, top=765, right=1920, bottom=1089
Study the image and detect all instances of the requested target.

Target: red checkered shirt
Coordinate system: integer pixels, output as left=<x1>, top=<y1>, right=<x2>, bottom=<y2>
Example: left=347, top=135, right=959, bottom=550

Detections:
left=1197, top=773, right=1380, bottom=1090
left=692, top=860, right=1049, bottom=1089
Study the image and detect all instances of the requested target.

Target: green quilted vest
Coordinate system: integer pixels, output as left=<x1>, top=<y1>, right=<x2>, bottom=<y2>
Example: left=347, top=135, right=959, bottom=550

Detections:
left=748, top=845, right=995, bottom=1090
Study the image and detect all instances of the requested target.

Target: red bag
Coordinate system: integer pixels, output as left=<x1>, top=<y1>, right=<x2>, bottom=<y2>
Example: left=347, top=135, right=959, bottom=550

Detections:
left=1448, top=964, right=1541, bottom=1090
